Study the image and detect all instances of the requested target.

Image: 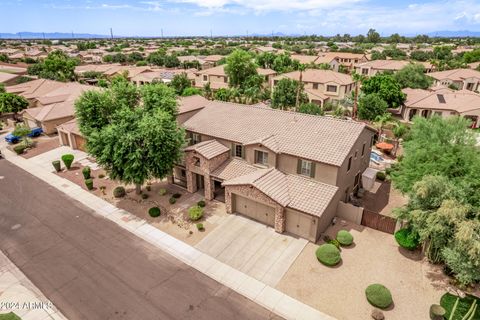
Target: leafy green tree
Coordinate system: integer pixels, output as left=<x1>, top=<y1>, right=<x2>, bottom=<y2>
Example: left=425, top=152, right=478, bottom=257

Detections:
left=394, top=64, right=433, bottom=89
left=75, top=81, right=184, bottom=194
left=13, top=124, right=33, bottom=147
left=358, top=93, right=388, bottom=120
left=27, top=50, right=78, bottom=82
left=271, top=78, right=307, bottom=110
left=0, top=93, right=29, bottom=119
left=298, top=103, right=324, bottom=115
left=181, top=87, right=202, bottom=96
left=366, top=28, right=380, bottom=43
left=164, top=55, right=180, bottom=68
left=0, top=83, right=5, bottom=93
left=224, top=49, right=258, bottom=89
left=256, top=52, right=276, bottom=69
left=370, top=50, right=387, bottom=60
left=361, top=73, right=405, bottom=108
left=147, top=52, right=165, bottom=66
left=214, top=88, right=231, bottom=102
left=410, top=50, right=434, bottom=62
left=433, top=46, right=452, bottom=60
left=127, top=52, right=144, bottom=63
left=170, top=73, right=191, bottom=95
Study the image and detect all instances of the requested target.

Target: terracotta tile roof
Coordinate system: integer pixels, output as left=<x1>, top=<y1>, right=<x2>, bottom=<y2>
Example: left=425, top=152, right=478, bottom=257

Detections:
left=0, top=72, right=19, bottom=84
left=196, top=65, right=275, bottom=77
left=24, top=99, right=75, bottom=122
left=274, top=69, right=354, bottom=85
left=355, top=59, right=410, bottom=71
left=428, top=68, right=480, bottom=81
left=211, top=158, right=258, bottom=181
left=177, top=95, right=210, bottom=114
left=6, top=79, right=65, bottom=99
left=57, top=118, right=81, bottom=135
left=403, top=87, right=480, bottom=113
left=223, top=168, right=338, bottom=217
left=183, top=102, right=367, bottom=166
left=291, top=55, right=320, bottom=64
left=184, top=140, right=230, bottom=160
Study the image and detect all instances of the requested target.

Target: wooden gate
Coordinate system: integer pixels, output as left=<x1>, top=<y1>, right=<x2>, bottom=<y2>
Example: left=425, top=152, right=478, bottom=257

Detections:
left=361, top=210, right=397, bottom=234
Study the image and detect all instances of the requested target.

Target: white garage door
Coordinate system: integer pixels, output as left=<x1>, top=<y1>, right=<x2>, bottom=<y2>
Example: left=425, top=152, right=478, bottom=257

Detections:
left=285, top=209, right=318, bottom=241
left=233, top=194, right=275, bottom=227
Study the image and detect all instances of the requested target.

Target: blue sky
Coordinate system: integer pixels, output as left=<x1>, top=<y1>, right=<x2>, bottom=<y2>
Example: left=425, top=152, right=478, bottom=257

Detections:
left=1, top=0, right=480, bottom=36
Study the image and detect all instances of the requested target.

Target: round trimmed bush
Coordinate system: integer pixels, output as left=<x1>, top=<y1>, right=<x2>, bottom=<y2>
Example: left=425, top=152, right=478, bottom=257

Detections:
left=315, top=244, right=341, bottom=266
left=148, top=207, right=161, bottom=217
left=169, top=197, right=176, bottom=204
left=365, top=284, right=393, bottom=309
left=113, top=186, right=126, bottom=198
left=188, top=205, right=204, bottom=221
left=197, top=200, right=206, bottom=208
left=336, top=230, right=354, bottom=246
left=394, top=228, right=420, bottom=250
left=13, top=145, right=26, bottom=154
left=376, top=171, right=386, bottom=181
left=82, top=166, right=91, bottom=179
left=85, top=178, right=93, bottom=190
left=61, top=154, right=74, bottom=169
left=52, top=160, right=61, bottom=172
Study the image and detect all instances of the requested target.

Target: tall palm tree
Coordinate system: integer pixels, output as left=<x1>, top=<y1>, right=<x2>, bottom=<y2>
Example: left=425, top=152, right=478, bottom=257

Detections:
left=295, top=64, right=306, bottom=112
left=351, top=70, right=365, bottom=120
left=374, top=113, right=392, bottom=140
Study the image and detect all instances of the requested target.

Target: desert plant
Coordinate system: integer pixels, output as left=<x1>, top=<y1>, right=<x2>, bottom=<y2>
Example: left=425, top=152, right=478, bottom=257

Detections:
left=365, top=284, right=393, bottom=309
left=13, top=144, right=26, bottom=154
left=172, top=192, right=181, bottom=198
left=141, top=193, right=148, bottom=199
left=61, top=154, right=74, bottom=169
left=336, top=230, right=354, bottom=246
left=158, top=188, right=167, bottom=196
left=148, top=207, right=161, bottom=217
left=394, top=228, right=420, bottom=250
left=52, top=160, right=61, bottom=172
left=85, top=178, right=93, bottom=190
left=113, top=186, right=126, bottom=198
left=169, top=197, right=176, bottom=204
left=197, top=200, right=206, bottom=208
left=196, top=223, right=204, bottom=231
left=315, top=244, right=341, bottom=266
left=188, top=205, right=204, bottom=221
left=82, top=166, right=91, bottom=179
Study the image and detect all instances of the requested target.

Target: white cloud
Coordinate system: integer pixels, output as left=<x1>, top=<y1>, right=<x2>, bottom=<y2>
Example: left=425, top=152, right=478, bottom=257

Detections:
left=170, top=0, right=361, bottom=11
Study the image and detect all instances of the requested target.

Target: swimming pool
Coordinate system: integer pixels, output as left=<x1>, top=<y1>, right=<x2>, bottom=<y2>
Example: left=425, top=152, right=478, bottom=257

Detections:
left=370, top=151, right=384, bottom=164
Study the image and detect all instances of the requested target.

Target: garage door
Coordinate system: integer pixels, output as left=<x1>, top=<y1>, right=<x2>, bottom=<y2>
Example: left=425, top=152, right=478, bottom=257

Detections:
left=27, top=119, right=37, bottom=129
left=233, top=194, right=275, bottom=227
left=285, top=209, right=318, bottom=241
left=74, top=135, right=86, bottom=151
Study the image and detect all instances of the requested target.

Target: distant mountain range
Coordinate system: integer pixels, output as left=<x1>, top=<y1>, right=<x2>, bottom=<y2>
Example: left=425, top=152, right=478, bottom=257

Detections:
left=1, top=30, right=480, bottom=39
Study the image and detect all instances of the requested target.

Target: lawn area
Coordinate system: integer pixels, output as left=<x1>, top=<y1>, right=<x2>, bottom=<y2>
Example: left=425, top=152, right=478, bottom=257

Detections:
left=0, top=313, right=21, bottom=320
left=276, top=220, right=451, bottom=320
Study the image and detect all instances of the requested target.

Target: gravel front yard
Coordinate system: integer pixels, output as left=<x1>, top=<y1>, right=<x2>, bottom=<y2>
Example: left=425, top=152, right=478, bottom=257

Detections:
left=276, top=220, right=450, bottom=320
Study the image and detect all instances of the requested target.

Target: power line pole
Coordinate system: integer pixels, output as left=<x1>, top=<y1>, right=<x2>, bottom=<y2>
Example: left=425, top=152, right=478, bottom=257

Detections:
left=71, top=31, right=74, bottom=39
left=210, top=29, right=213, bottom=39
left=161, top=28, right=163, bottom=39
left=110, top=28, right=114, bottom=40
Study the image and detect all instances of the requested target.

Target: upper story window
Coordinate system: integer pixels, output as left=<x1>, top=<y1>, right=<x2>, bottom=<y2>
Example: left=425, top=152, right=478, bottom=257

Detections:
left=362, top=68, right=368, bottom=75
left=361, top=142, right=366, bottom=157
left=297, top=159, right=316, bottom=178
left=347, top=156, right=352, bottom=172
left=224, top=76, right=228, bottom=83
left=192, top=133, right=201, bottom=145
left=326, top=85, right=337, bottom=92
left=312, top=83, right=319, bottom=90
left=193, top=157, right=200, bottom=167
left=203, top=75, right=208, bottom=81
left=234, top=144, right=244, bottom=158
left=354, top=171, right=360, bottom=187
left=254, top=150, right=268, bottom=166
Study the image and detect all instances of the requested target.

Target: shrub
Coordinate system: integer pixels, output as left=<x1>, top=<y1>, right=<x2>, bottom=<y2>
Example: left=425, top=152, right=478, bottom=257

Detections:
left=85, top=178, right=93, bottom=190
left=196, top=223, right=204, bottom=231
left=440, top=293, right=480, bottom=320
left=376, top=171, right=386, bottom=181
left=98, top=174, right=105, bottom=179
left=188, top=205, right=204, bottom=221
left=99, top=186, right=106, bottom=195
left=61, top=154, right=74, bottom=169
left=52, top=160, right=61, bottom=172
left=158, top=188, right=167, bottom=196
left=0, top=312, right=22, bottom=320
left=430, top=304, right=446, bottom=320
left=315, top=244, right=341, bottom=266
left=113, top=186, right=126, bottom=198
left=169, top=197, right=176, bottom=204
left=336, top=230, right=354, bottom=246
left=394, top=228, right=420, bottom=250
left=146, top=185, right=151, bottom=191
left=328, top=239, right=341, bottom=249
left=148, top=207, right=161, bottom=217
left=197, top=200, right=206, bottom=207
left=365, top=284, right=393, bottom=309
left=173, top=192, right=181, bottom=198
left=141, top=193, right=148, bottom=199
left=82, top=166, right=91, bottom=179
left=13, top=145, right=26, bottom=154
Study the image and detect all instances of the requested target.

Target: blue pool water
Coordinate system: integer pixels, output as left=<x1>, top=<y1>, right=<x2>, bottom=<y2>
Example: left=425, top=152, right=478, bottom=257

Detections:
left=370, top=152, right=384, bottom=163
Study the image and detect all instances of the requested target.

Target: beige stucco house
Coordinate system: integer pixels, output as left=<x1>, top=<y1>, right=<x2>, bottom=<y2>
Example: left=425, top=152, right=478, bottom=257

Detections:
left=193, top=65, right=276, bottom=90
left=401, top=87, right=480, bottom=128
left=272, top=69, right=355, bottom=106
left=428, top=68, right=480, bottom=91
left=170, top=102, right=375, bottom=241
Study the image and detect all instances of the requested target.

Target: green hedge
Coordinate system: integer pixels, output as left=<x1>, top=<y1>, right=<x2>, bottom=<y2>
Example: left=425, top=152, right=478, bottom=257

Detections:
left=148, top=207, right=161, bottom=217
left=315, top=244, right=341, bottom=266
left=440, top=293, right=480, bottom=320
left=61, top=154, right=74, bottom=169
left=394, top=228, right=420, bottom=250
left=189, top=205, right=204, bottom=221
left=365, top=284, right=393, bottom=309
left=336, top=230, right=354, bottom=246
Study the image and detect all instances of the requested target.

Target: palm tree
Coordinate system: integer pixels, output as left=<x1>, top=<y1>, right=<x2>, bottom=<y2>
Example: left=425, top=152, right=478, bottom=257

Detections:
left=351, top=71, right=365, bottom=120
left=392, top=122, right=408, bottom=157
left=295, top=64, right=306, bottom=112
left=374, top=113, right=392, bottom=140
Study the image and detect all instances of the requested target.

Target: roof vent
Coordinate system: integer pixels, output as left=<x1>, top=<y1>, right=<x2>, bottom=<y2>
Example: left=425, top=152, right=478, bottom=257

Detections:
left=437, top=94, right=446, bottom=104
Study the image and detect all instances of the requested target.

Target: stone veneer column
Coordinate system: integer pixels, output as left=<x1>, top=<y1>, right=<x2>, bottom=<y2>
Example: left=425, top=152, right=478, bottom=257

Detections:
left=204, top=175, right=214, bottom=201
left=274, top=205, right=286, bottom=233
left=225, top=188, right=232, bottom=214
left=166, top=175, right=174, bottom=184
left=186, top=171, right=197, bottom=193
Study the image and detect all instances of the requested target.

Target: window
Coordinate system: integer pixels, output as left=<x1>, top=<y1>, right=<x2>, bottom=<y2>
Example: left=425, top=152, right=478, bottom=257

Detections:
left=354, top=172, right=360, bottom=187
left=234, top=144, right=244, bottom=158
left=434, top=111, right=442, bottom=116
left=326, top=85, right=337, bottom=92
left=193, top=157, right=200, bottom=167
left=192, top=133, right=201, bottom=145
left=354, top=150, right=358, bottom=158
left=361, top=142, right=366, bottom=157
left=347, top=156, right=352, bottom=172
left=370, top=135, right=375, bottom=147
left=181, top=169, right=186, bottom=178
left=203, top=75, right=208, bottom=81
left=362, top=68, right=368, bottom=75
left=224, top=76, right=228, bottom=83
left=312, top=83, right=319, bottom=90
left=254, top=150, right=268, bottom=166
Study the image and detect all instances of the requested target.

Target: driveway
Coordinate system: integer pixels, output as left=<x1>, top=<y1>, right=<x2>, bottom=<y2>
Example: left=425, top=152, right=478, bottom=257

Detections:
left=28, top=145, right=99, bottom=171
left=0, top=160, right=280, bottom=320
left=195, top=214, right=307, bottom=287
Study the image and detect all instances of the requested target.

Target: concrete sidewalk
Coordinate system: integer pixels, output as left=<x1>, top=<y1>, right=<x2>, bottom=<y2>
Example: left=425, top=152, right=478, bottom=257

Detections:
left=1, top=148, right=336, bottom=320
left=0, top=251, right=66, bottom=320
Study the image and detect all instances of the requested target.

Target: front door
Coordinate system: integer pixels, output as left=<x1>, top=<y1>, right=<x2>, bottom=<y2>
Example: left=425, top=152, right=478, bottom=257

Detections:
left=196, top=174, right=205, bottom=191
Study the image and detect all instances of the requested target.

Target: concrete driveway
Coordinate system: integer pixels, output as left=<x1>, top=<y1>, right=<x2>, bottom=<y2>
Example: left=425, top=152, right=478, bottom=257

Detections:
left=195, top=214, right=307, bottom=287
left=28, top=145, right=99, bottom=171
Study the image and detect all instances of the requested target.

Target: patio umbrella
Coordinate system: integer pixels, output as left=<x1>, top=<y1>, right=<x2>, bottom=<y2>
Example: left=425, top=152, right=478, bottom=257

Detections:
left=375, top=142, right=394, bottom=152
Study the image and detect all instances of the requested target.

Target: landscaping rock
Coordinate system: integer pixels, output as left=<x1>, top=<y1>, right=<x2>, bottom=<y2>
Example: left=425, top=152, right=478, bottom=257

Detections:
left=371, top=308, right=385, bottom=320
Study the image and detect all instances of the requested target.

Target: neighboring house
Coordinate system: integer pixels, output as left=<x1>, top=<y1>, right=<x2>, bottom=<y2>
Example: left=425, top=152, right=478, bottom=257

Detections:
left=131, top=69, right=192, bottom=85
left=202, top=55, right=225, bottom=69
left=176, top=95, right=210, bottom=124
left=401, top=87, right=480, bottom=128
left=75, top=64, right=152, bottom=80
left=0, top=72, right=21, bottom=86
left=6, top=79, right=65, bottom=107
left=318, top=52, right=368, bottom=71
left=170, top=102, right=375, bottom=241
left=354, top=60, right=411, bottom=76
left=193, top=65, right=276, bottom=90
left=428, top=68, right=480, bottom=91
left=272, top=69, right=355, bottom=106
left=57, top=118, right=86, bottom=151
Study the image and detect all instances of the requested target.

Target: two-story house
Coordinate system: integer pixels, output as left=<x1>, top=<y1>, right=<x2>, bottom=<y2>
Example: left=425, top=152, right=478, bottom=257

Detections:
left=193, top=65, right=277, bottom=90
left=428, top=68, right=480, bottom=91
left=272, top=69, right=355, bottom=106
left=170, top=102, right=375, bottom=241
